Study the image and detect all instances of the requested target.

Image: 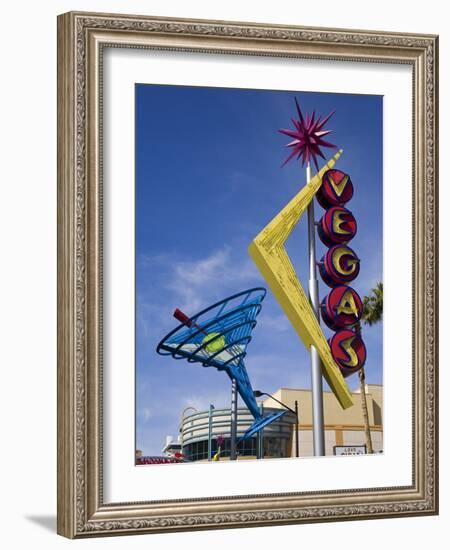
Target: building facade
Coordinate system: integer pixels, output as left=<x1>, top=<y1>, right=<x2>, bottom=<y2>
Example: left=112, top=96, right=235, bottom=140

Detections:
left=177, top=385, right=383, bottom=461
left=268, top=385, right=383, bottom=457
left=180, top=405, right=296, bottom=461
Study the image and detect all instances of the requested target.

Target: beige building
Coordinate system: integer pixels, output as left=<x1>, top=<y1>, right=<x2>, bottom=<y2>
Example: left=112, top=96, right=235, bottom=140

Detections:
left=177, top=384, right=383, bottom=461
left=267, top=385, right=383, bottom=456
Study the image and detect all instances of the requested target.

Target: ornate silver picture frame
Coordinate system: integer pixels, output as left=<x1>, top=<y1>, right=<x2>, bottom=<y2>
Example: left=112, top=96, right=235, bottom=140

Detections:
left=57, top=11, right=438, bottom=538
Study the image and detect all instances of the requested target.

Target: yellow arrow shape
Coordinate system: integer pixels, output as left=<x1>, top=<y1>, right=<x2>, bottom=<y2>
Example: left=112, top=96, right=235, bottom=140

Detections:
left=248, top=149, right=353, bottom=409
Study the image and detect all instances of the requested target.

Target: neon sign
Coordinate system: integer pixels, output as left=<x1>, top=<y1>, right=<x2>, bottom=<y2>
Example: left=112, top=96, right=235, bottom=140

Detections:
left=319, top=244, right=360, bottom=286
left=318, top=206, right=357, bottom=247
left=316, top=169, right=353, bottom=208
left=329, top=329, right=366, bottom=375
left=318, top=169, right=366, bottom=377
left=320, top=285, right=363, bottom=331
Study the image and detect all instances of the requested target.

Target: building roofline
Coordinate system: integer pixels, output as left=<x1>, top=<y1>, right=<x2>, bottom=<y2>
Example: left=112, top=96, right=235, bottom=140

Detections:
left=274, top=383, right=383, bottom=393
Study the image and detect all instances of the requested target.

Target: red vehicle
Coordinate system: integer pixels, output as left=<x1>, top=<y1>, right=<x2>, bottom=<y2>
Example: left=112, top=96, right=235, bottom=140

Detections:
left=136, top=453, right=187, bottom=465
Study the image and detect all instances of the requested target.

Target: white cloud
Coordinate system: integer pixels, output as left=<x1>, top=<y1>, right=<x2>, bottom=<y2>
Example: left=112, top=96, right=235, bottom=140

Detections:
left=257, top=312, right=291, bottom=333
left=180, top=387, right=232, bottom=412
left=143, top=408, right=152, bottom=421
left=164, top=245, right=260, bottom=313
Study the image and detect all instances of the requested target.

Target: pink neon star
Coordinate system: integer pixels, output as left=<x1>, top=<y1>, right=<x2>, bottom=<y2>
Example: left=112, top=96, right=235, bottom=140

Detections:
left=279, top=98, right=337, bottom=171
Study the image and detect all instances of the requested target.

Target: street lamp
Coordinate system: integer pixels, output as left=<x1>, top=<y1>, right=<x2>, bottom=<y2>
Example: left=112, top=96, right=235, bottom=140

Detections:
left=253, top=391, right=299, bottom=458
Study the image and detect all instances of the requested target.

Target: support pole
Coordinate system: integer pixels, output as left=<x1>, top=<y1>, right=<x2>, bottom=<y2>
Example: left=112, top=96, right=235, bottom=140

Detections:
left=230, top=378, right=238, bottom=460
left=306, top=163, right=326, bottom=456
left=294, top=400, right=299, bottom=458
left=258, top=402, right=265, bottom=459
left=207, top=404, right=214, bottom=461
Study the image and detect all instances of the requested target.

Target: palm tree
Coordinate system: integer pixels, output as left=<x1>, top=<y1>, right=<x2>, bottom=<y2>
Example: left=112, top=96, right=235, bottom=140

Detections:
left=362, top=282, right=383, bottom=328
left=355, top=282, right=383, bottom=454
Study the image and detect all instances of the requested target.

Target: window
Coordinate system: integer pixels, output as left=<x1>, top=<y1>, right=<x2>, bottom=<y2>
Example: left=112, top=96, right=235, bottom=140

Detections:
left=263, top=437, right=288, bottom=458
left=184, top=437, right=259, bottom=461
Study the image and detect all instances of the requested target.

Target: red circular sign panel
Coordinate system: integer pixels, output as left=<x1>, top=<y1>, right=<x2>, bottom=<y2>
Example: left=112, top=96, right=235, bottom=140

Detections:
left=318, top=206, right=357, bottom=247
left=320, top=285, right=363, bottom=331
left=319, top=244, right=360, bottom=287
left=329, top=329, right=366, bottom=377
left=317, top=169, right=353, bottom=209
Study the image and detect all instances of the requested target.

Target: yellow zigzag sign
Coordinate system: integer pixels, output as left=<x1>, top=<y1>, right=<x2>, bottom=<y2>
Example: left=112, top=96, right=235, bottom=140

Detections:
left=248, top=149, right=353, bottom=409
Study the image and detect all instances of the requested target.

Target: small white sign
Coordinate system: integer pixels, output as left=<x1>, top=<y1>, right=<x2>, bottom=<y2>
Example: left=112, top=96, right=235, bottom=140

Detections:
left=334, top=445, right=367, bottom=456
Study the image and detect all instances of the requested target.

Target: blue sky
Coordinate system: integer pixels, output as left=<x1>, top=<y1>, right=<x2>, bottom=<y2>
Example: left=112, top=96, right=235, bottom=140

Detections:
left=135, top=84, right=383, bottom=455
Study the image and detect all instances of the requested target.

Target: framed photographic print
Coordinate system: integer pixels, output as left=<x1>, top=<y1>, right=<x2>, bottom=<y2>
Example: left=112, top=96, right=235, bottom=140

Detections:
left=57, top=11, right=438, bottom=538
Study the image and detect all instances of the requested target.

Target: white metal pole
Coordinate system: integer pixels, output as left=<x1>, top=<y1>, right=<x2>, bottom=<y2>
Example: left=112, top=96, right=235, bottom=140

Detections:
left=207, top=404, right=214, bottom=461
left=230, top=379, right=238, bottom=460
left=306, top=162, right=326, bottom=456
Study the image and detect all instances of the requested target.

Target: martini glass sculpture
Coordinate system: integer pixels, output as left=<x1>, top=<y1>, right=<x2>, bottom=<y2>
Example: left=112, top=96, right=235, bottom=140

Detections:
left=156, top=288, right=287, bottom=441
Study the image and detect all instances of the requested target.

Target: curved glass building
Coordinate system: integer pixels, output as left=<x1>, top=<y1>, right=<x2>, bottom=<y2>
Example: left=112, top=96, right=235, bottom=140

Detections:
left=180, top=406, right=296, bottom=461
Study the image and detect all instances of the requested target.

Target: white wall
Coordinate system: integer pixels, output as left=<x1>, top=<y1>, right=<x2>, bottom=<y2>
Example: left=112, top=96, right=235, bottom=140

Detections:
left=0, top=1, right=446, bottom=548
